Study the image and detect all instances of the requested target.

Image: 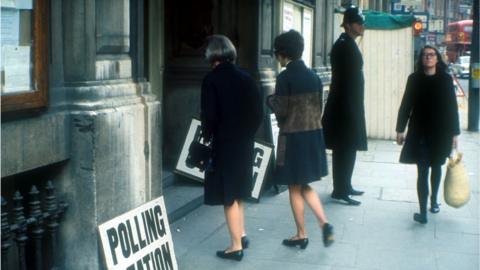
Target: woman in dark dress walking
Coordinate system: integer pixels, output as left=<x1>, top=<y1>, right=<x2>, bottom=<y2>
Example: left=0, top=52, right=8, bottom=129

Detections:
left=267, top=30, right=334, bottom=249
left=396, top=45, right=460, bottom=224
left=201, top=35, right=262, bottom=261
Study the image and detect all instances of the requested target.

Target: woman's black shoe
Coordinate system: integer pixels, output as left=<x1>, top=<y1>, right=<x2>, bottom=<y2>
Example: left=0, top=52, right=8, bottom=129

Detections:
left=322, top=223, right=334, bottom=247
left=282, top=238, right=309, bottom=249
left=413, top=213, right=428, bottom=224
left=241, top=236, right=249, bottom=249
left=430, top=203, right=440, bottom=214
left=216, top=249, right=243, bottom=261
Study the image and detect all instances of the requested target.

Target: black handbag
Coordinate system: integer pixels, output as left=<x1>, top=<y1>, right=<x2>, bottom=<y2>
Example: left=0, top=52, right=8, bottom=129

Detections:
left=186, top=136, right=212, bottom=172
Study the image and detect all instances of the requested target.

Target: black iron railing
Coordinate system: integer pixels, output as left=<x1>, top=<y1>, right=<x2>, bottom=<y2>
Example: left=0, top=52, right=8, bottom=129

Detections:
left=1, top=181, right=68, bottom=270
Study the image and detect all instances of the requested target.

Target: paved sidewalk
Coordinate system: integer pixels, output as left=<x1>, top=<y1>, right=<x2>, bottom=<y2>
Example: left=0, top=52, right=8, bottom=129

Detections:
left=170, top=131, right=479, bottom=270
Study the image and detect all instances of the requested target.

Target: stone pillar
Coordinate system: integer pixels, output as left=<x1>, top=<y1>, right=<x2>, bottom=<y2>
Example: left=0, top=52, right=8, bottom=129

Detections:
left=314, top=1, right=336, bottom=92
left=255, top=0, right=277, bottom=141
left=147, top=0, right=165, bottom=197
left=59, top=0, right=161, bottom=269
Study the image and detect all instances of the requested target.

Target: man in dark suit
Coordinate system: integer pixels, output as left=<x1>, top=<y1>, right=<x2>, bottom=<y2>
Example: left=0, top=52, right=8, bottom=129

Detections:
left=322, top=6, right=367, bottom=206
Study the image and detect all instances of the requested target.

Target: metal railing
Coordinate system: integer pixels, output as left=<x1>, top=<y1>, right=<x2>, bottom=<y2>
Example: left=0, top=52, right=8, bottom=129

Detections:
left=1, top=181, right=68, bottom=270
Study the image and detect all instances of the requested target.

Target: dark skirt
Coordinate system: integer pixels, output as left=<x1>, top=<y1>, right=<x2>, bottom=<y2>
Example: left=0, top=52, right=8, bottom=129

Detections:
left=274, top=130, right=328, bottom=185
left=204, top=139, right=254, bottom=206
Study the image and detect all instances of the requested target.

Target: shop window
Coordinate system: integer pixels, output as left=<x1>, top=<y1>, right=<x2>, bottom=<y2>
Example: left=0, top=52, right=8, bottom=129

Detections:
left=1, top=0, right=48, bottom=112
left=282, top=1, right=314, bottom=67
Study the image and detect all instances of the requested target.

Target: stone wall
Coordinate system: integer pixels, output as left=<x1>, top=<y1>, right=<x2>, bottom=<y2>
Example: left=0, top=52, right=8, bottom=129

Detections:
left=1, top=1, right=162, bottom=269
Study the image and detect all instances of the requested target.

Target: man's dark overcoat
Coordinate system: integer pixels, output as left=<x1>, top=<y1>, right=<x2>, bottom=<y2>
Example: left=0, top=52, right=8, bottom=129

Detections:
left=322, top=33, right=368, bottom=151
left=396, top=71, right=460, bottom=165
left=201, top=62, right=262, bottom=206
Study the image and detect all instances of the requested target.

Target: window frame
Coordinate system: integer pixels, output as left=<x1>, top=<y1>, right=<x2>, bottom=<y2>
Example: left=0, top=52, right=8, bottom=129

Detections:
left=1, top=0, right=49, bottom=113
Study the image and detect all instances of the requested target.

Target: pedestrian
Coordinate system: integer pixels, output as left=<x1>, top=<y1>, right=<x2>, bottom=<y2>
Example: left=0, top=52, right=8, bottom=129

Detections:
left=396, top=45, right=460, bottom=224
left=267, top=30, right=334, bottom=249
left=201, top=35, right=263, bottom=261
left=322, top=6, right=367, bottom=206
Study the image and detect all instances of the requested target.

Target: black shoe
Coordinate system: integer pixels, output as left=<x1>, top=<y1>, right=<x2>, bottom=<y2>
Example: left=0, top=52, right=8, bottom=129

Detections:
left=322, top=223, right=334, bottom=247
left=331, top=193, right=361, bottom=206
left=413, top=213, right=428, bottom=224
left=282, top=238, right=309, bottom=249
left=241, top=236, right=249, bottom=249
left=430, top=203, right=440, bottom=214
left=350, top=188, right=365, bottom=196
left=216, top=249, right=243, bottom=261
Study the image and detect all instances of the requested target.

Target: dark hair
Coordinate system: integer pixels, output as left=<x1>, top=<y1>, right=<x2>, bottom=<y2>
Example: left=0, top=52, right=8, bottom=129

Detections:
left=273, top=30, right=304, bottom=60
left=415, top=45, right=447, bottom=73
left=205, top=35, right=237, bottom=64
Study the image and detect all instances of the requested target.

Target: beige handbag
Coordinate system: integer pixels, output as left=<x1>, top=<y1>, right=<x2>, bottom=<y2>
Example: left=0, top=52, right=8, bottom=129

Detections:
left=444, top=152, right=470, bottom=208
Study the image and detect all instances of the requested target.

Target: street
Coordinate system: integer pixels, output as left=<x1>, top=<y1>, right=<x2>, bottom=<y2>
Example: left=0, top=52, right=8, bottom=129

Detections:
left=171, top=133, right=480, bottom=270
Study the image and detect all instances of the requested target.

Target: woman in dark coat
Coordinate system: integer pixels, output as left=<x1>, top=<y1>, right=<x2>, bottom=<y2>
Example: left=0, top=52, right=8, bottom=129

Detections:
left=201, top=35, right=262, bottom=261
left=396, top=45, right=460, bottom=224
left=267, top=30, right=334, bottom=249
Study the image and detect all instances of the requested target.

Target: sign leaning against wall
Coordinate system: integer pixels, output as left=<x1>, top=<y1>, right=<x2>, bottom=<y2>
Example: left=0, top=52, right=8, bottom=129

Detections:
left=175, top=118, right=273, bottom=201
left=98, top=197, right=178, bottom=270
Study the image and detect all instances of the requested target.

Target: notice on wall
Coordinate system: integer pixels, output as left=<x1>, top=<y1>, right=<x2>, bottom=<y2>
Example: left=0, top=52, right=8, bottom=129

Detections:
left=282, top=2, right=294, bottom=31
left=16, top=0, right=32, bottom=9
left=1, top=8, right=20, bottom=45
left=400, top=0, right=423, bottom=11
left=98, top=197, right=178, bottom=270
left=0, top=0, right=32, bottom=9
left=0, top=0, right=16, bottom=8
left=2, top=45, right=31, bottom=93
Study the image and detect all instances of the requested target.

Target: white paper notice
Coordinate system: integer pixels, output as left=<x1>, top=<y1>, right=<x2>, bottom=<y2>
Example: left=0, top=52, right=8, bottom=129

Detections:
left=1, top=8, right=20, bottom=45
left=283, top=2, right=294, bottom=32
left=2, top=45, right=30, bottom=66
left=0, top=0, right=16, bottom=8
left=2, top=45, right=32, bottom=93
left=16, top=0, right=32, bottom=9
left=4, top=65, right=31, bottom=93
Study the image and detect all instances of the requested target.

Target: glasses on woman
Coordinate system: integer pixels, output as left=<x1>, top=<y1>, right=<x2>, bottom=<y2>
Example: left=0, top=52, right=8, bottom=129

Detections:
left=423, top=53, right=437, bottom=59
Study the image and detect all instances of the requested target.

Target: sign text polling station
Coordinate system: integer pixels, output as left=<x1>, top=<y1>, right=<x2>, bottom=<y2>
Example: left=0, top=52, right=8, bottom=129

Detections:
left=98, top=197, right=178, bottom=270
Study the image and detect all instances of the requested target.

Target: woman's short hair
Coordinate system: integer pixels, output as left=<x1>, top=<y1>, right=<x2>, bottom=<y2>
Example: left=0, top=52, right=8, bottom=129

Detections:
left=415, top=45, right=447, bottom=73
left=273, top=30, right=304, bottom=60
left=205, top=35, right=237, bottom=64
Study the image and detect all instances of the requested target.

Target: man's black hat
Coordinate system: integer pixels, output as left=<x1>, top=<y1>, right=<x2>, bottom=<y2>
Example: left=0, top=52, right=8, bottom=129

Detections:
left=342, top=6, right=364, bottom=26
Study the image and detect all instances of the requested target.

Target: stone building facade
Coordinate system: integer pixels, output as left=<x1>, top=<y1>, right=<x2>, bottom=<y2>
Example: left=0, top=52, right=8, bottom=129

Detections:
left=1, top=0, right=339, bottom=269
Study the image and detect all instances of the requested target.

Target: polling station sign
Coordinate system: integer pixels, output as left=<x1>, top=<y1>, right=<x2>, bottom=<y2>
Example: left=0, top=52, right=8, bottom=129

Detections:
left=98, top=197, right=178, bottom=270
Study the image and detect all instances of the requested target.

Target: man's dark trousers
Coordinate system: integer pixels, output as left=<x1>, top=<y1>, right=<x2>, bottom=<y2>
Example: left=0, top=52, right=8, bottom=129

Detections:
left=332, top=146, right=357, bottom=197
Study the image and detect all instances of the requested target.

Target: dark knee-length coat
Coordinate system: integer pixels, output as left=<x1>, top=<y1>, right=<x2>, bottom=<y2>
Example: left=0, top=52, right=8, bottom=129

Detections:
left=396, top=71, right=460, bottom=165
left=200, top=62, right=263, bottom=206
left=321, top=33, right=368, bottom=151
left=267, top=60, right=328, bottom=185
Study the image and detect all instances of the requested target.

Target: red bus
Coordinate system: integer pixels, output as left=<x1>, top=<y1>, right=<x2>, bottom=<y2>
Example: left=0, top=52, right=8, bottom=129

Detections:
left=445, top=20, right=472, bottom=63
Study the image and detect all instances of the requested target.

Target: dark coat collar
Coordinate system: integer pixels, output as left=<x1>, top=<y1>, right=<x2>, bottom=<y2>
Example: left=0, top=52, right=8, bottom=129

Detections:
left=340, top=32, right=355, bottom=44
left=213, top=61, right=235, bottom=71
left=286, top=60, right=307, bottom=70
